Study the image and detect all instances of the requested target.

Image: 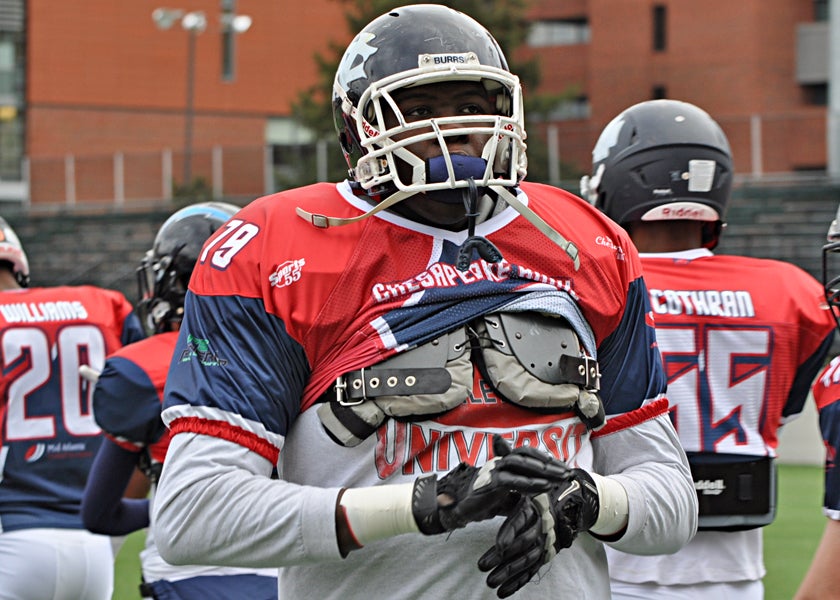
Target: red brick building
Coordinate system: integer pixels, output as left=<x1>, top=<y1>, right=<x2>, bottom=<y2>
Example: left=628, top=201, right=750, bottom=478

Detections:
left=0, top=0, right=830, bottom=208
left=528, top=0, right=828, bottom=178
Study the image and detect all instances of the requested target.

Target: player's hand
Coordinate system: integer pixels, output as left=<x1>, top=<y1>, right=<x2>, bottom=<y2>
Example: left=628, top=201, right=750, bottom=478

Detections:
left=477, top=468, right=600, bottom=598
left=412, top=435, right=559, bottom=534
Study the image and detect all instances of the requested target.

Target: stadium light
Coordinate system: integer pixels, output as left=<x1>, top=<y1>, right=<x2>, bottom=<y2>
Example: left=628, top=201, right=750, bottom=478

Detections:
left=152, top=7, right=250, bottom=188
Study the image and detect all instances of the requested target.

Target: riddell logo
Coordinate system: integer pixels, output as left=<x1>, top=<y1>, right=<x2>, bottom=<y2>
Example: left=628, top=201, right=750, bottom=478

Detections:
left=695, top=479, right=726, bottom=495
left=662, top=206, right=704, bottom=219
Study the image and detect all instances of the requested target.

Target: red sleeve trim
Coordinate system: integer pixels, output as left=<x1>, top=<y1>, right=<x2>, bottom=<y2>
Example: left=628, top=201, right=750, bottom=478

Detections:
left=168, top=416, right=280, bottom=464
left=592, top=397, right=670, bottom=438
left=104, top=433, right=143, bottom=453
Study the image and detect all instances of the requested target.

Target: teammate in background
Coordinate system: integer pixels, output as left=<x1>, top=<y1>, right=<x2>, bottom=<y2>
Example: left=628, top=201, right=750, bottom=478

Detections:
left=0, top=216, right=146, bottom=600
left=794, top=203, right=840, bottom=600
left=81, top=203, right=278, bottom=600
left=581, top=99, right=836, bottom=599
left=152, top=6, right=697, bottom=599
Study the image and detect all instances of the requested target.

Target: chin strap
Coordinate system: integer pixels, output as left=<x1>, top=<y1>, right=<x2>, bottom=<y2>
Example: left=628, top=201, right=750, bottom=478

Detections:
left=296, top=182, right=580, bottom=272
left=456, top=179, right=503, bottom=272
left=295, top=188, right=413, bottom=228
left=493, top=186, right=580, bottom=271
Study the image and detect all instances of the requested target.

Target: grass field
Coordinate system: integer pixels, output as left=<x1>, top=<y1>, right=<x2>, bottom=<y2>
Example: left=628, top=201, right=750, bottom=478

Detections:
left=110, top=464, right=827, bottom=599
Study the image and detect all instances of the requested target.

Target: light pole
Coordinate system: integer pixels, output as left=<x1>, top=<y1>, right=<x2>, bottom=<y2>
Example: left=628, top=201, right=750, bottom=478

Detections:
left=152, top=7, right=251, bottom=188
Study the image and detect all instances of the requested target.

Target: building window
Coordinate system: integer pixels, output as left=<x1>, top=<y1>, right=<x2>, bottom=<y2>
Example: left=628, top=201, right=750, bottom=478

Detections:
left=547, top=96, right=591, bottom=121
left=802, top=83, right=827, bottom=105
left=652, top=85, right=667, bottom=99
left=653, top=5, right=667, bottom=52
left=527, top=19, right=590, bottom=47
left=0, top=31, right=24, bottom=181
left=814, top=0, right=829, bottom=21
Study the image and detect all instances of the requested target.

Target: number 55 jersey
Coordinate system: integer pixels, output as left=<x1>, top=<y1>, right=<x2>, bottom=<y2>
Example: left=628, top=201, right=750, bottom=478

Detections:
left=607, top=247, right=836, bottom=587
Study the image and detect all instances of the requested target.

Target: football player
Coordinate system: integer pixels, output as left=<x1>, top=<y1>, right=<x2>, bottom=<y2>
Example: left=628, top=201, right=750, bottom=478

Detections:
left=152, top=6, right=697, bottom=599
left=794, top=203, right=840, bottom=600
left=81, top=202, right=278, bottom=599
left=0, top=216, right=146, bottom=600
left=582, top=99, right=836, bottom=599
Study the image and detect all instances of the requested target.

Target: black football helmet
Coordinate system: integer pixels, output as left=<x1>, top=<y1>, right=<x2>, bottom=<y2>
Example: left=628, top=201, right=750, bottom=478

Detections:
left=332, top=3, right=526, bottom=203
left=0, top=216, right=29, bottom=287
left=823, top=203, right=840, bottom=333
left=581, top=99, right=733, bottom=249
left=137, top=202, right=238, bottom=334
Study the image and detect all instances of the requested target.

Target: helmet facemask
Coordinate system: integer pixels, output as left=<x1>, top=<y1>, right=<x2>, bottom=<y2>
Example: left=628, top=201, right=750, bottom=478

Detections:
left=136, top=201, right=239, bottom=335
left=136, top=244, right=188, bottom=335
left=338, top=61, right=526, bottom=204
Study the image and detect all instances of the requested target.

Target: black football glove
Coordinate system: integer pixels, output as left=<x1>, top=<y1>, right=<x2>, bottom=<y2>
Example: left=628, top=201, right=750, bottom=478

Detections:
left=478, top=467, right=600, bottom=598
left=411, top=435, right=563, bottom=534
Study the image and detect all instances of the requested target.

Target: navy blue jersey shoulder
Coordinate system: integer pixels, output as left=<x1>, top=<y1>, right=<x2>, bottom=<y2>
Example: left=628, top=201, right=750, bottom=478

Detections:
left=597, top=276, right=666, bottom=414
left=164, top=291, right=309, bottom=437
left=94, top=355, right=166, bottom=446
left=121, top=310, right=147, bottom=345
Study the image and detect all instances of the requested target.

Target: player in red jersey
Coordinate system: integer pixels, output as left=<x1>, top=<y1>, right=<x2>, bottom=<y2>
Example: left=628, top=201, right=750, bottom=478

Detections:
left=153, top=6, right=697, bottom=599
left=80, top=202, right=278, bottom=600
left=0, top=216, right=146, bottom=599
left=582, top=99, right=836, bottom=599
left=794, top=204, right=840, bottom=599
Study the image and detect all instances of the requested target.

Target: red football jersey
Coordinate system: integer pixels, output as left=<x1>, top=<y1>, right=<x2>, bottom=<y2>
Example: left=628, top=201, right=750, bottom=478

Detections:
left=639, top=249, right=835, bottom=455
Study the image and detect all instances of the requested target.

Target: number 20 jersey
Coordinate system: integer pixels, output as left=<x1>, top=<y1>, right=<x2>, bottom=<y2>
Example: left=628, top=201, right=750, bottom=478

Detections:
left=0, top=285, right=145, bottom=532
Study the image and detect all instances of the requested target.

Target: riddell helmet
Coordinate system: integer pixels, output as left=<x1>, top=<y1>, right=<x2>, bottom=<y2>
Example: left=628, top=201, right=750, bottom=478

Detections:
left=137, top=202, right=238, bottom=334
left=0, top=216, right=29, bottom=287
left=332, top=4, right=526, bottom=201
left=581, top=99, right=733, bottom=248
left=823, top=203, right=840, bottom=333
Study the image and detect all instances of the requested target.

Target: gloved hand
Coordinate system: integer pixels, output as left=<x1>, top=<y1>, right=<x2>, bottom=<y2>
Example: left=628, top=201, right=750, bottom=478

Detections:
left=412, top=435, right=565, bottom=534
left=477, top=461, right=600, bottom=598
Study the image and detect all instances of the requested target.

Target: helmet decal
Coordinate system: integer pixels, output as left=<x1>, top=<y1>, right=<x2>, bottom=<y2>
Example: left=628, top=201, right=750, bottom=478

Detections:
left=592, top=116, right=624, bottom=163
left=335, top=32, right=378, bottom=91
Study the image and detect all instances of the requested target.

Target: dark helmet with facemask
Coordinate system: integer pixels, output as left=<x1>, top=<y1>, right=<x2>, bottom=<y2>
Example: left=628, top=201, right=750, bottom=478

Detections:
left=136, top=202, right=239, bottom=334
left=332, top=4, right=526, bottom=205
left=581, top=99, right=733, bottom=249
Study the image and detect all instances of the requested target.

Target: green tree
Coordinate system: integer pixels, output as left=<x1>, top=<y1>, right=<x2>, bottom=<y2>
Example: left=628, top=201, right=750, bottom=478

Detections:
left=287, top=0, right=581, bottom=188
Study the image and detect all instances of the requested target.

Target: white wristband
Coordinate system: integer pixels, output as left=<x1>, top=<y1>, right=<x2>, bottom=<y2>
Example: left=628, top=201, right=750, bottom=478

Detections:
left=339, top=484, right=420, bottom=546
left=589, top=473, right=629, bottom=536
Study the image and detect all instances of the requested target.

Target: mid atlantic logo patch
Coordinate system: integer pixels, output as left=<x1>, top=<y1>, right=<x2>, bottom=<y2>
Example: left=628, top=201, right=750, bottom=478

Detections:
left=24, top=443, right=45, bottom=463
left=181, top=334, right=228, bottom=367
